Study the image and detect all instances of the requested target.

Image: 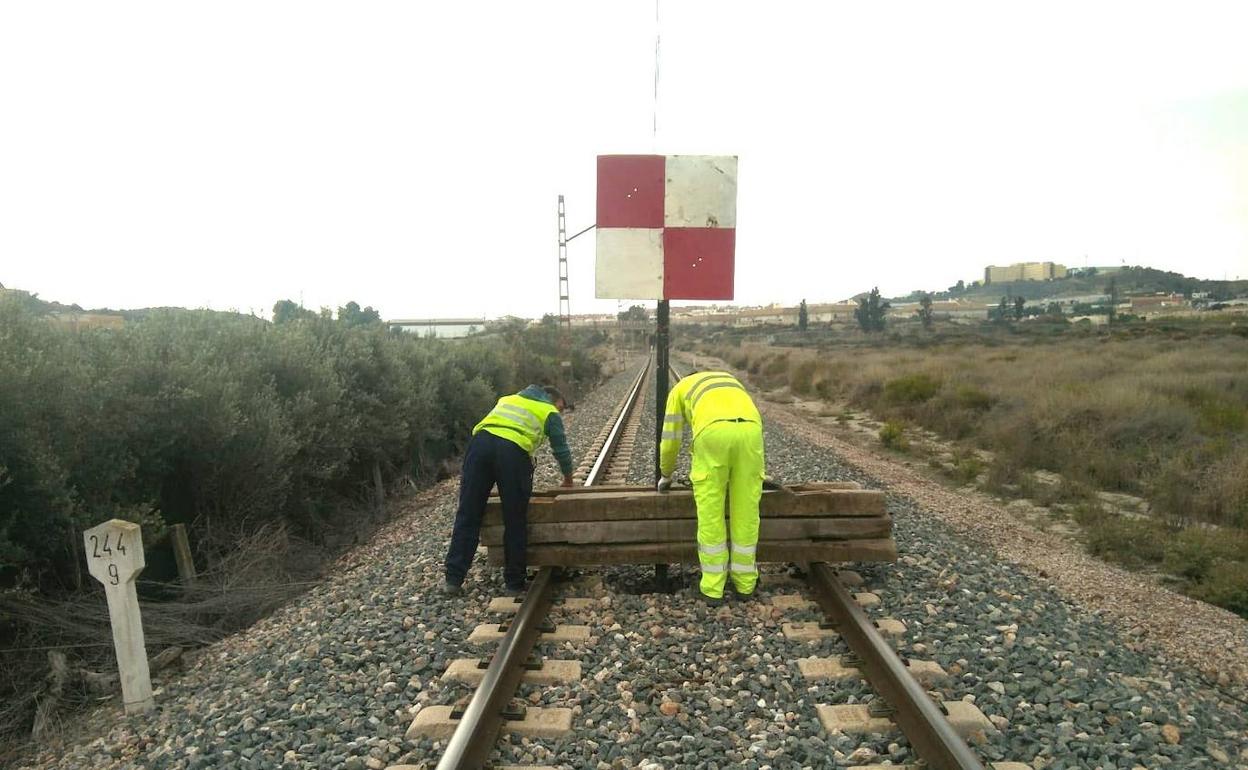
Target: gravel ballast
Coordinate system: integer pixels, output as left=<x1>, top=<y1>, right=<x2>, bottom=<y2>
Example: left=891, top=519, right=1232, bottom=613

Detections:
left=20, top=358, right=1248, bottom=770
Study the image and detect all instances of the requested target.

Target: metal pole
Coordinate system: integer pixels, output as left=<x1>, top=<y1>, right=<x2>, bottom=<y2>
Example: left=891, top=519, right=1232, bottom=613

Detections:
left=653, top=299, right=670, bottom=588
left=556, top=195, right=572, bottom=397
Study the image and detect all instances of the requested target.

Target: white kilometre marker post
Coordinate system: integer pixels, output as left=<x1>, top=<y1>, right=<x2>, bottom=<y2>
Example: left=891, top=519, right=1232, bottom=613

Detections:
left=84, top=519, right=154, bottom=715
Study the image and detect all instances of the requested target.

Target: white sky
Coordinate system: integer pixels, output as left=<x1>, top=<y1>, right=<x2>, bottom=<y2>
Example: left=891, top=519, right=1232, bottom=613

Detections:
left=2, top=1, right=1247, bottom=320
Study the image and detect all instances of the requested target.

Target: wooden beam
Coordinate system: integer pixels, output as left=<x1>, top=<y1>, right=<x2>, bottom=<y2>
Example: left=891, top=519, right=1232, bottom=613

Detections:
left=169, top=524, right=197, bottom=585
left=484, top=489, right=885, bottom=525
left=508, top=480, right=862, bottom=501
left=487, top=538, right=897, bottom=566
left=480, top=516, right=892, bottom=546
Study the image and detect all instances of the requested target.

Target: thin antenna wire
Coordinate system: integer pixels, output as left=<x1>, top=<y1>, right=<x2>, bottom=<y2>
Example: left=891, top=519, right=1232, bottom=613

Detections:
left=652, top=0, right=661, bottom=147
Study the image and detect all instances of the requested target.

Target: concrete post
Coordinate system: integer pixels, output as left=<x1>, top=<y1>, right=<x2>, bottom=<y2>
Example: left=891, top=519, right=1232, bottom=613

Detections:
left=83, top=519, right=154, bottom=715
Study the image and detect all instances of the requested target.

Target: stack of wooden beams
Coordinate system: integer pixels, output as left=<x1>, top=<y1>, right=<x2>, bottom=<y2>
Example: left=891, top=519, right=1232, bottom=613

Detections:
left=483, top=481, right=894, bottom=566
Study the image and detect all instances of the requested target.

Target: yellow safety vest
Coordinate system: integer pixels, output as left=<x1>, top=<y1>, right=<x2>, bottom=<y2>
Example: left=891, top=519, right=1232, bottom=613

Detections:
left=659, top=371, right=760, bottom=475
left=473, top=394, right=559, bottom=454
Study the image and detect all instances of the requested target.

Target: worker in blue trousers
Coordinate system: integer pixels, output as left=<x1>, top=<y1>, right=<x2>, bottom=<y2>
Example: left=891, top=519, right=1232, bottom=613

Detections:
left=443, top=385, right=574, bottom=596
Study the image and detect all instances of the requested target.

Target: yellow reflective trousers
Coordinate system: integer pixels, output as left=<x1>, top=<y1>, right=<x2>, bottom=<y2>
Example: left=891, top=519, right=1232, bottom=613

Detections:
left=690, top=419, right=765, bottom=598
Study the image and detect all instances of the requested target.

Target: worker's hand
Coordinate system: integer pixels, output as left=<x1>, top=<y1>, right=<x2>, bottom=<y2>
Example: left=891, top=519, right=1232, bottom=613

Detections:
left=656, top=476, right=672, bottom=493
left=561, top=474, right=575, bottom=488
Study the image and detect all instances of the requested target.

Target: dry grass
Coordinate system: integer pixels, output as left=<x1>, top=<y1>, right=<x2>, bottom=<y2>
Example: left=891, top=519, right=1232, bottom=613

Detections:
left=710, top=334, right=1248, bottom=616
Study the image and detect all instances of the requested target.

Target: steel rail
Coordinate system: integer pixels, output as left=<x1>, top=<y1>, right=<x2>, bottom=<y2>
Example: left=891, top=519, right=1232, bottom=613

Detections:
left=583, top=360, right=650, bottom=486
left=434, top=567, right=556, bottom=770
left=806, top=562, right=986, bottom=770
left=436, top=359, right=652, bottom=770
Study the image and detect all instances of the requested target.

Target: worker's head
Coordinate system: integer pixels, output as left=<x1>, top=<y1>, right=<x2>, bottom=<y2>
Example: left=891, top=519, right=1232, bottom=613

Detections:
left=543, top=385, right=572, bottom=412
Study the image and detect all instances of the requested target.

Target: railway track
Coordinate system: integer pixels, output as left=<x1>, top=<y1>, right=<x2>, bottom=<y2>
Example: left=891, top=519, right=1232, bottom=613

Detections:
left=421, top=357, right=1011, bottom=770
left=429, top=359, right=654, bottom=769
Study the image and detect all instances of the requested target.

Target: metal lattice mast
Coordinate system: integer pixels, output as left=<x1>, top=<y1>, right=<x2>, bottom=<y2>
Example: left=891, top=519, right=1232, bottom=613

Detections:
left=557, top=195, right=572, bottom=391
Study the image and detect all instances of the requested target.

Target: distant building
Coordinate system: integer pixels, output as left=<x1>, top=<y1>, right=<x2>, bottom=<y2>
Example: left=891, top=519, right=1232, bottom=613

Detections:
left=387, top=317, right=485, bottom=339
left=984, top=262, right=1067, bottom=284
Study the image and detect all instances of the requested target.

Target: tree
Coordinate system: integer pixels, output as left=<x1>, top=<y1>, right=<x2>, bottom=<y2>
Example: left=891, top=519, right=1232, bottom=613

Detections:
left=1106, top=277, right=1118, bottom=325
left=1013, top=295, right=1026, bottom=321
left=994, top=296, right=1009, bottom=323
left=617, top=304, right=648, bottom=322
left=854, top=287, right=890, bottom=333
left=338, top=301, right=381, bottom=327
left=916, top=292, right=934, bottom=330
left=272, top=299, right=316, bottom=324
left=798, top=299, right=809, bottom=332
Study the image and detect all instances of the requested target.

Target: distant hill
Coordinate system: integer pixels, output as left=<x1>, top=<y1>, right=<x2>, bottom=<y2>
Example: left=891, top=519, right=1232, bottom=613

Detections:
left=0, top=286, right=89, bottom=315
left=891, top=267, right=1248, bottom=303
left=1, top=286, right=257, bottom=323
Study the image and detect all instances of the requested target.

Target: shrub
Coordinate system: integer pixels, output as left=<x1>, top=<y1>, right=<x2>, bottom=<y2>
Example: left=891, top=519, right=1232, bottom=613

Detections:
left=763, top=353, right=790, bottom=377
left=954, top=385, right=994, bottom=411
left=790, top=360, right=818, bottom=396
left=883, top=373, right=942, bottom=405
left=1187, top=562, right=1248, bottom=618
left=879, top=421, right=909, bottom=451
left=1076, top=507, right=1169, bottom=569
left=0, top=297, right=593, bottom=590
left=948, top=454, right=984, bottom=485
left=1161, top=529, right=1218, bottom=581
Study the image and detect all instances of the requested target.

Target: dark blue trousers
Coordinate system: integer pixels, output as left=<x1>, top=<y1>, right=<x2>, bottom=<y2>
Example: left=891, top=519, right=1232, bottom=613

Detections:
left=444, top=431, right=533, bottom=589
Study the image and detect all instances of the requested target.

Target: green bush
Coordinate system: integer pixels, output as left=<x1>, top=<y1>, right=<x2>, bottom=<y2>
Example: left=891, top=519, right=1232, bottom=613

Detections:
left=879, top=421, right=909, bottom=451
left=0, top=297, right=597, bottom=589
left=954, top=385, right=994, bottom=411
left=1076, top=507, right=1169, bottom=568
left=1187, top=562, right=1248, bottom=617
left=948, top=454, right=984, bottom=485
left=883, top=373, right=942, bottom=405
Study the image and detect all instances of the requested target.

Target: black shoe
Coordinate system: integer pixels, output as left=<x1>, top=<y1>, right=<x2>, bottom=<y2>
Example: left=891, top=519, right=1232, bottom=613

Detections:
left=442, top=581, right=463, bottom=596
left=503, top=584, right=525, bottom=597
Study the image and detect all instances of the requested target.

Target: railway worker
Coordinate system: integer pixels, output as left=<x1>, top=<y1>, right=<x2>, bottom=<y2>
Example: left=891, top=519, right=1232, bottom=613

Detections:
left=657, top=371, right=764, bottom=602
left=443, top=385, right=575, bottom=596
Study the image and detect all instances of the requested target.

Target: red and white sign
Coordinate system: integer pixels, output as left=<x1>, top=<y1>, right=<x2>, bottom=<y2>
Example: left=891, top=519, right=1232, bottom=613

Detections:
left=595, top=154, right=737, bottom=300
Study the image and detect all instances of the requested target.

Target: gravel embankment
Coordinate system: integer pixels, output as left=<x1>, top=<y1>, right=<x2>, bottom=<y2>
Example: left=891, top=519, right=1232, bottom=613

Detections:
left=22, top=357, right=1248, bottom=770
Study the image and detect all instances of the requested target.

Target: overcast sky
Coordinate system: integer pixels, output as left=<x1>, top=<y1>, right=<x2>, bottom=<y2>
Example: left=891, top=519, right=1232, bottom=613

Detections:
left=2, top=2, right=1246, bottom=320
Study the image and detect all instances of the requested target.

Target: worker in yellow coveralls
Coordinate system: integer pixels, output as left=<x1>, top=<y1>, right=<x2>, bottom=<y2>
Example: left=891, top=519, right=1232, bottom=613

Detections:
left=657, top=371, right=765, bottom=602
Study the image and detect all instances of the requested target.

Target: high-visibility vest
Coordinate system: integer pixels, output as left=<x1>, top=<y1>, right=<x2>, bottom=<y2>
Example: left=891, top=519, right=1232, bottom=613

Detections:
left=659, top=371, right=760, bottom=475
left=473, top=394, right=559, bottom=454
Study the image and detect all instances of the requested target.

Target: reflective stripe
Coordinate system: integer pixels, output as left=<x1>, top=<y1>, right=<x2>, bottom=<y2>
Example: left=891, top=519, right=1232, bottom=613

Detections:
left=700, top=562, right=726, bottom=573
left=494, top=403, right=542, bottom=431
left=660, top=430, right=681, bottom=441
left=687, top=374, right=738, bottom=406
left=698, top=542, right=728, bottom=556
left=690, top=380, right=746, bottom=410
left=729, top=562, right=757, bottom=573
left=663, top=415, right=683, bottom=425
left=731, top=543, right=757, bottom=557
